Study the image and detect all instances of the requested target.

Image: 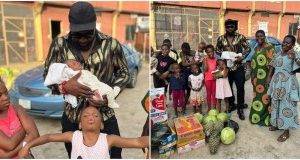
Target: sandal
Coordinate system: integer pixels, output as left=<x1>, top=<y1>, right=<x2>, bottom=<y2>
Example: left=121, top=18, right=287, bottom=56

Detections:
left=277, top=131, right=289, bottom=142
left=269, top=126, right=278, bottom=131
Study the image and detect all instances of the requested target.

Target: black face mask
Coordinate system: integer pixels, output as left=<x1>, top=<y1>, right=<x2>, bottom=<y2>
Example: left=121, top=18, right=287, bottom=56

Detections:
left=69, top=29, right=96, bottom=51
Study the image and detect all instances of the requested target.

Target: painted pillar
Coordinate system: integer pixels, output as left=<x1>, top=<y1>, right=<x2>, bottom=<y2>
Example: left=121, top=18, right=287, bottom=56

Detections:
left=112, top=1, right=122, bottom=38
left=219, top=0, right=226, bottom=35
left=277, top=1, right=286, bottom=39
left=248, top=1, right=255, bottom=37
left=150, top=3, right=156, bottom=49
left=33, top=2, right=44, bottom=61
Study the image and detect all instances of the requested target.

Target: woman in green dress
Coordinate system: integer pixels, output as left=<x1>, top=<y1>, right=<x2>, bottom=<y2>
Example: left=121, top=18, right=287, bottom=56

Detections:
left=249, top=30, right=275, bottom=126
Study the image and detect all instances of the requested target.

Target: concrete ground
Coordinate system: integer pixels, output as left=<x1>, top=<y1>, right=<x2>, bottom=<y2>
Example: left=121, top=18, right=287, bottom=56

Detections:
left=9, top=61, right=148, bottom=159
left=151, top=74, right=300, bottom=159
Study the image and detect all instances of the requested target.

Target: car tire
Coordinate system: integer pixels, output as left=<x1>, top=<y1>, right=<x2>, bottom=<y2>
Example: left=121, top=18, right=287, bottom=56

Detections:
left=127, top=69, right=138, bottom=88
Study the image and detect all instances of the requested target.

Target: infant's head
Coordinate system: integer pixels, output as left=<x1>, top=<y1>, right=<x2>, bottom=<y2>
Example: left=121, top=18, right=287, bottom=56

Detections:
left=66, top=60, right=83, bottom=71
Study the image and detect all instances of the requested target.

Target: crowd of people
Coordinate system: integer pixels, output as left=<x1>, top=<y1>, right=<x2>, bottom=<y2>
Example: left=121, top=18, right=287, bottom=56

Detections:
left=151, top=19, right=300, bottom=142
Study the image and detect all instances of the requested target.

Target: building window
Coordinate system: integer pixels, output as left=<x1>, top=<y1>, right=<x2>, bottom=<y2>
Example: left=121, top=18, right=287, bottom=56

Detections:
left=0, top=3, right=35, bottom=65
left=153, top=6, right=219, bottom=50
left=289, top=23, right=298, bottom=36
left=126, top=25, right=136, bottom=41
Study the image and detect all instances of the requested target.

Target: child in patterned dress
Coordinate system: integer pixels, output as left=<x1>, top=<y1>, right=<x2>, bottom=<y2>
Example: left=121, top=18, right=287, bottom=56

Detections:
left=188, top=64, right=204, bottom=113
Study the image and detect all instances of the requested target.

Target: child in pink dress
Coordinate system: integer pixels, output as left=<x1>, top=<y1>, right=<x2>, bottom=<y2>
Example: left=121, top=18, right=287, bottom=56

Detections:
left=203, top=45, right=217, bottom=112
left=214, top=59, right=232, bottom=112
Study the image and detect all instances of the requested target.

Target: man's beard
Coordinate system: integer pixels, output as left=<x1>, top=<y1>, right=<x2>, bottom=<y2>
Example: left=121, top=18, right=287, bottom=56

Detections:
left=71, top=39, right=94, bottom=51
left=226, top=31, right=235, bottom=36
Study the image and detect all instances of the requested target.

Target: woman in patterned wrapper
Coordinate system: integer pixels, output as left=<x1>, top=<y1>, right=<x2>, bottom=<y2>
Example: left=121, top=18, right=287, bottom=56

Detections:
left=267, top=35, right=300, bottom=142
left=249, top=30, right=275, bottom=126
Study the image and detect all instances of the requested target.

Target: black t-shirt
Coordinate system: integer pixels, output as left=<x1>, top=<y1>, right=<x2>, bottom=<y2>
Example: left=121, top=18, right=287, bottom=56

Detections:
left=156, top=54, right=177, bottom=74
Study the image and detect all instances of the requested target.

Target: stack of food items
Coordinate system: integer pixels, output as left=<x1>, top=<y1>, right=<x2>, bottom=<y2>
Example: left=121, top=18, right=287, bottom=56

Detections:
left=200, top=109, right=237, bottom=155
left=174, top=115, right=205, bottom=154
left=150, top=88, right=177, bottom=158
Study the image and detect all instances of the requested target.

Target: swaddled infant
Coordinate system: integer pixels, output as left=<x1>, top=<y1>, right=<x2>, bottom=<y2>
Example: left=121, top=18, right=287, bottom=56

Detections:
left=221, top=51, right=242, bottom=69
left=44, top=60, right=120, bottom=108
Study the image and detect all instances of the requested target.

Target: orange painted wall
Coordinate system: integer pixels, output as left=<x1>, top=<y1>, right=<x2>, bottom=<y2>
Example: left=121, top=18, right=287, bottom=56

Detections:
left=121, top=1, right=149, bottom=14
left=251, top=13, right=279, bottom=38
left=115, top=14, right=136, bottom=44
left=99, top=12, right=113, bottom=36
left=41, top=5, right=69, bottom=59
left=226, top=1, right=252, bottom=10
left=280, top=14, right=299, bottom=39
left=40, top=2, right=147, bottom=59
left=225, top=11, right=249, bottom=36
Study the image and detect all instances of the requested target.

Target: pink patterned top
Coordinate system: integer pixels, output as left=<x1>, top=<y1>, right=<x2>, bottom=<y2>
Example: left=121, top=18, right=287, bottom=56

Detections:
left=0, top=105, right=22, bottom=137
left=204, top=58, right=217, bottom=81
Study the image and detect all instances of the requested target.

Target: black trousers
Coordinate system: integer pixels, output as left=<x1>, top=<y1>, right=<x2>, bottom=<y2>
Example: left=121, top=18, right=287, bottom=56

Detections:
left=61, top=113, right=122, bottom=159
left=228, top=66, right=245, bottom=109
left=153, top=76, right=168, bottom=94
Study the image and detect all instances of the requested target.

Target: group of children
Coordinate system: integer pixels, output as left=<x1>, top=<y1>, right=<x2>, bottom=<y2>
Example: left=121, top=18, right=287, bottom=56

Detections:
left=0, top=60, right=149, bottom=158
left=152, top=42, right=233, bottom=116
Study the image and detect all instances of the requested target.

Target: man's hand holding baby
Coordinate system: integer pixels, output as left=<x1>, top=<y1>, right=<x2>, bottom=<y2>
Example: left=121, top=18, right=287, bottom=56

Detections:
left=64, top=72, right=93, bottom=98
left=87, top=91, right=108, bottom=107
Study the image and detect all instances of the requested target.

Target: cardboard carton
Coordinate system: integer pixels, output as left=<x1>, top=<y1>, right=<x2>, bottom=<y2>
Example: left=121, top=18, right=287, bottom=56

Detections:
left=174, top=115, right=205, bottom=147
left=159, top=146, right=176, bottom=158
left=177, top=139, right=206, bottom=154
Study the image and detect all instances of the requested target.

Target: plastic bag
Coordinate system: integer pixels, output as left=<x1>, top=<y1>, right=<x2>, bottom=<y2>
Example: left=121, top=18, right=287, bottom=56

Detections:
left=224, top=119, right=239, bottom=133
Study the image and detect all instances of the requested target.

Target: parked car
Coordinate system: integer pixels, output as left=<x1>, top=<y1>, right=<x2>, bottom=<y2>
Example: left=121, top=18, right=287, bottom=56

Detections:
left=245, top=36, right=282, bottom=62
left=9, top=45, right=142, bottom=118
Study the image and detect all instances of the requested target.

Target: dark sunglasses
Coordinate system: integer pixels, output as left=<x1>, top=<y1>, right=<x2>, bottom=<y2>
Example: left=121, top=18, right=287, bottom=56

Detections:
left=70, top=29, right=95, bottom=39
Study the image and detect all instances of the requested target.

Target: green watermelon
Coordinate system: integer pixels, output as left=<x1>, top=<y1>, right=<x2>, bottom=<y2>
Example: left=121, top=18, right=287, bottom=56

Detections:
left=194, top=113, right=204, bottom=123
left=208, top=109, right=219, bottom=117
left=217, top=112, right=228, bottom=122
left=203, top=115, right=217, bottom=124
left=221, top=127, right=235, bottom=145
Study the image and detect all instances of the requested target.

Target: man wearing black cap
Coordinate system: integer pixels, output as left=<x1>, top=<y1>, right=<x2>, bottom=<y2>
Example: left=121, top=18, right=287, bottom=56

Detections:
left=43, top=2, right=129, bottom=158
left=216, top=19, right=251, bottom=120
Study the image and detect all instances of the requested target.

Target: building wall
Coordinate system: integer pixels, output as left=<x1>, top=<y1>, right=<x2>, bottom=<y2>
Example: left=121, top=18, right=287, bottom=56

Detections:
left=153, top=1, right=300, bottom=49
left=41, top=2, right=147, bottom=59
left=225, top=11, right=249, bottom=36
left=251, top=13, right=279, bottom=38
left=280, top=14, right=299, bottom=38
left=41, top=5, right=69, bottom=58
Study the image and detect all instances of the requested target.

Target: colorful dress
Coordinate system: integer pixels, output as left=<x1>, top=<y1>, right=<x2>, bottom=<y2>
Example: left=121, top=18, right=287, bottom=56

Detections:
left=189, top=73, right=204, bottom=106
left=267, top=52, right=300, bottom=129
left=204, top=58, right=217, bottom=107
left=250, top=44, right=274, bottom=126
left=215, top=70, right=232, bottom=100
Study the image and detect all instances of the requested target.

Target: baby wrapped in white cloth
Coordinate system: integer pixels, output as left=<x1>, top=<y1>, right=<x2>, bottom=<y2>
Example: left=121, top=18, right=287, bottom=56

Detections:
left=221, top=51, right=242, bottom=68
left=44, top=60, right=120, bottom=108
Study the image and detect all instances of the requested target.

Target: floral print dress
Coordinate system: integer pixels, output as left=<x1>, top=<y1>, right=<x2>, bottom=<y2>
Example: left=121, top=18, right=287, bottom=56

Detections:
left=267, top=52, right=300, bottom=129
left=250, top=43, right=274, bottom=126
